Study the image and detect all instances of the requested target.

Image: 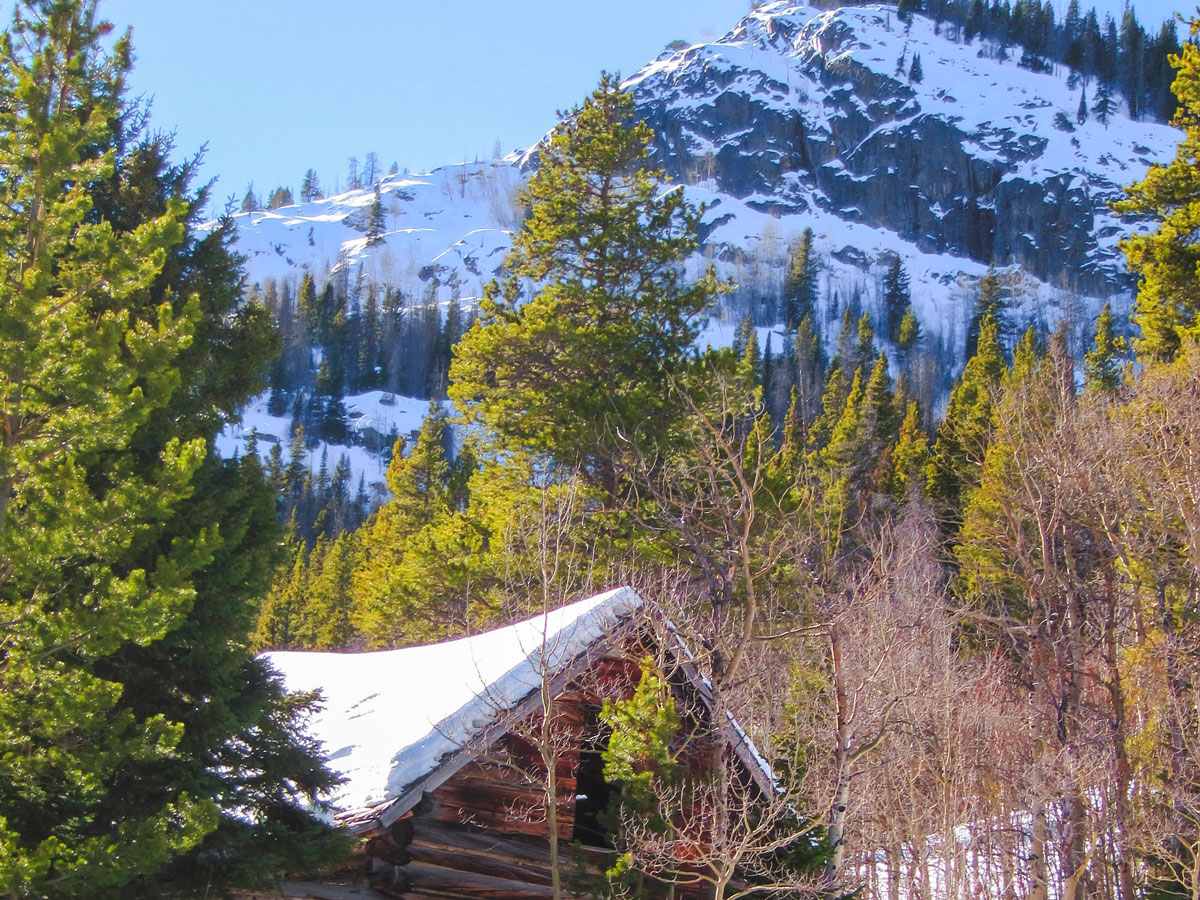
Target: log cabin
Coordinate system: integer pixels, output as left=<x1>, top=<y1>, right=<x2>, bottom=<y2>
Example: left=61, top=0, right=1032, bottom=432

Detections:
left=248, top=587, right=777, bottom=900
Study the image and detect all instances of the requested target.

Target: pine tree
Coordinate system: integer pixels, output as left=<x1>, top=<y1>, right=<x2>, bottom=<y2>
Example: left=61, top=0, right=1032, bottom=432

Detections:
left=253, top=542, right=309, bottom=651
left=297, top=271, right=319, bottom=340
left=366, top=183, right=386, bottom=245
left=783, top=227, right=818, bottom=328
left=1084, top=300, right=1127, bottom=390
left=926, top=313, right=1006, bottom=523
left=301, top=168, right=321, bottom=202
left=854, top=312, right=876, bottom=370
left=1117, top=25, right=1200, bottom=362
left=966, top=267, right=1005, bottom=358
left=883, top=255, right=912, bottom=342
left=808, top=364, right=850, bottom=453
left=449, top=73, right=722, bottom=500
left=1076, top=88, right=1089, bottom=124
left=909, top=52, right=924, bottom=82
left=266, top=185, right=294, bottom=209
left=793, top=314, right=826, bottom=431
left=0, top=3, right=336, bottom=893
left=887, top=401, right=930, bottom=502
left=240, top=181, right=259, bottom=212
left=1093, top=79, right=1115, bottom=125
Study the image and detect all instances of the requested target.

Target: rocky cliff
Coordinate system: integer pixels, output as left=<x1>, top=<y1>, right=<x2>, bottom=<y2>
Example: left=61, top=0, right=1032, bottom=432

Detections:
left=228, top=2, right=1179, bottom=359
left=626, top=3, right=1177, bottom=298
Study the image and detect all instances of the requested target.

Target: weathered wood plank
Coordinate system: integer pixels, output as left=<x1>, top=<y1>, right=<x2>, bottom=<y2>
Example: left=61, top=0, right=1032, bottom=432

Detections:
left=403, top=863, right=590, bottom=900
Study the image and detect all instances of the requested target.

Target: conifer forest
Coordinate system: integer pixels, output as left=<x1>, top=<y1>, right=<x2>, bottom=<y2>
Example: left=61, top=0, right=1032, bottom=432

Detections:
left=4, top=1, right=1200, bottom=899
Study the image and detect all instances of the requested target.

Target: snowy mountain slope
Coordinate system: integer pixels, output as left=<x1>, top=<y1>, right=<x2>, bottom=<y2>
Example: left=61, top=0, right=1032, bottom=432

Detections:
left=219, top=2, right=1180, bottom=490
left=226, top=3, right=1176, bottom=359
left=626, top=2, right=1178, bottom=295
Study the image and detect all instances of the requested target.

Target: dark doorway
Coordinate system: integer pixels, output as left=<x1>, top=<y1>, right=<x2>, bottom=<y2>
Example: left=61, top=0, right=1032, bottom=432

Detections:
left=572, top=706, right=614, bottom=847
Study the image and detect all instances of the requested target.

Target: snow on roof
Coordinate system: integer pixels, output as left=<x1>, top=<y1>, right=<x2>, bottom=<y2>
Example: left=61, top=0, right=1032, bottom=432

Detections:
left=262, top=586, right=642, bottom=828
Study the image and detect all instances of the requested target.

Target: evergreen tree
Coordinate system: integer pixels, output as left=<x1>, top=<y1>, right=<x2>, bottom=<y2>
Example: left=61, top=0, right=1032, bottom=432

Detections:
left=297, top=271, right=319, bottom=341
left=909, top=52, right=924, bottom=82
left=793, top=314, right=826, bottom=432
left=1076, top=88, right=1089, bottom=124
left=854, top=312, right=876, bottom=370
left=266, top=185, right=294, bottom=209
left=253, top=542, right=309, bottom=651
left=898, top=307, right=921, bottom=353
left=240, top=181, right=259, bottom=212
left=966, top=267, right=1006, bottom=358
left=1118, top=25, right=1200, bottom=362
left=1093, top=79, right=1115, bottom=125
left=926, top=313, right=1006, bottom=524
left=1084, top=300, right=1127, bottom=391
left=300, top=168, right=321, bottom=202
left=366, top=183, right=386, bottom=245
left=808, top=364, right=850, bottom=453
left=887, top=401, right=930, bottom=502
left=883, top=255, right=912, bottom=342
left=0, top=3, right=335, bottom=894
left=450, top=73, right=722, bottom=501
left=783, top=227, right=817, bottom=328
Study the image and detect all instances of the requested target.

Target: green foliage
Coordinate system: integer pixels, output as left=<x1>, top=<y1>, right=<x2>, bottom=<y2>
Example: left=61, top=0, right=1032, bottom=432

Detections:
left=926, top=313, right=1006, bottom=524
left=1118, top=26, right=1200, bottom=363
left=883, top=255, right=912, bottom=343
left=366, top=183, right=385, bottom=245
left=966, top=267, right=1006, bottom=359
left=908, top=52, right=924, bottom=82
left=600, top=659, right=682, bottom=896
left=0, top=4, right=338, bottom=893
left=601, top=659, right=682, bottom=813
left=887, top=401, right=930, bottom=502
left=1085, top=301, right=1128, bottom=391
left=449, top=72, right=723, bottom=501
left=898, top=306, right=921, bottom=352
left=783, top=227, right=817, bottom=328
left=0, top=5, right=215, bottom=892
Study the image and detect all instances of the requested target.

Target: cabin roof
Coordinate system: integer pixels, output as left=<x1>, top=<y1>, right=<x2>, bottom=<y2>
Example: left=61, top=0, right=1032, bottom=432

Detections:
left=263, top=586, right=774, bottom=833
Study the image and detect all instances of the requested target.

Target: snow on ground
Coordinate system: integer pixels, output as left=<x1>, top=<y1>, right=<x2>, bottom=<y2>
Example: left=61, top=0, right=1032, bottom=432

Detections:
left=215, top=390, right=436, bottom=491
left=261, top=586, right=643, bottom=823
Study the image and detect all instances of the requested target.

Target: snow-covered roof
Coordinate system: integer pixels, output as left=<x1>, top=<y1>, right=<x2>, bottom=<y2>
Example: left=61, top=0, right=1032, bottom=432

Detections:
left=263, top=587, right=643, bottom=831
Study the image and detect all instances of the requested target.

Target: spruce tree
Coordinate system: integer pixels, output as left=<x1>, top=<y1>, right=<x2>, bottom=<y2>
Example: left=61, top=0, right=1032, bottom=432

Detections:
left=1076, top=88, right=1089, bottom=124
left=0, top=3, right=335, bottom=894
left=966, top=267, right=1005, bottom=358
left=1118, top=26, right=1200, bottom=362
left=926, top=313, right=1006, bottom=524
left=909, top=52, right=924, bottom=82
left=301, top=168, right=321, bottom=202
left=1084, top=300, right=1126, bottom=391
left=855, top=312, right=876, bottom=370
left=366, top=182, right=386, bottom=245
left=793, top=314, right=826, bottom=430
left=883, top=255, right=912, bottom=342
left=1093, top=80, right=1115, bottom=125
left=783, top=227, right=817, bottom=328
left=898, top=307, right=921, bottom=352
left=887, top=401, right=930, bottom=502
left=449, top=73, right=722, bottom=500
left=241, top=181, right=259, bottom=212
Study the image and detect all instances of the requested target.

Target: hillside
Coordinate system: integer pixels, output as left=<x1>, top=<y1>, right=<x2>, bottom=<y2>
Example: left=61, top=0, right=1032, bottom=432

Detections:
left=220, top=1, right=1180, bottom=493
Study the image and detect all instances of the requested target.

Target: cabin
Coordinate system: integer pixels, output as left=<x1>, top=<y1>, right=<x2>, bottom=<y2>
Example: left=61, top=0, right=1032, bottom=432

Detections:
left=250, top=587, right=775, bottom=900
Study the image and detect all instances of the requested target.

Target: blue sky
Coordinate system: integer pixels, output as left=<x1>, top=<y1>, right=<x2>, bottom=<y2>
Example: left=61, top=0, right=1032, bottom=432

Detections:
left=6, top=0, right=1191, bottom=213
left=101, top=0, right=751, bottom=214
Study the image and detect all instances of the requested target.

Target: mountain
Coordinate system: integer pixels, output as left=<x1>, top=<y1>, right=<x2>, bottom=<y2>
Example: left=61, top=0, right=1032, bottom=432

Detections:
left=229, top=3, right=1176, bottom=348
left=219, top=1, right=1180, bottom=496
